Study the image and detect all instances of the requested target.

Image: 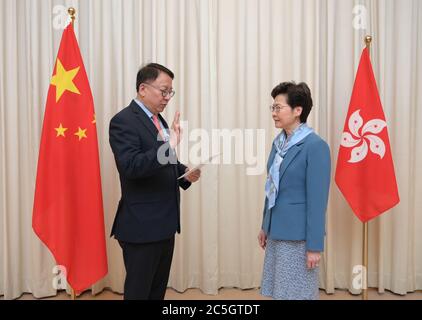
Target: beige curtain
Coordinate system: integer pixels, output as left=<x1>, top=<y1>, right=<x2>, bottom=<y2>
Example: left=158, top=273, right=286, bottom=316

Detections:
left=1, top=0, right=421, bottom=299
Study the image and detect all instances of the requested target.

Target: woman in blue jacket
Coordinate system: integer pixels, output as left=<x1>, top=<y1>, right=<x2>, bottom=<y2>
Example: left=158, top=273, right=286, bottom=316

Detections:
left=258, top=82, right=331, bottom=300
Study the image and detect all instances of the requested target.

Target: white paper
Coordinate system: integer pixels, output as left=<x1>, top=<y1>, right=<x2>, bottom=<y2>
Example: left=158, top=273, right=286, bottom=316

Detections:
left=178, top=153, right=221, bottom=180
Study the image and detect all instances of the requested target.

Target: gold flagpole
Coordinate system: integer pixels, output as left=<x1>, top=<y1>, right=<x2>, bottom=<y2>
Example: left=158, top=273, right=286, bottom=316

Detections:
left=362, top=35, right=372, bottom=301
left=67, top=6, right=76, bottom=301
left=362, top=221, right=368, bottom=300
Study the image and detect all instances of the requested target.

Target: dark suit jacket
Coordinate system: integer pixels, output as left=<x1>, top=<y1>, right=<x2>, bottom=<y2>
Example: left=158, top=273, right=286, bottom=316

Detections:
left=109, top=100, right=191, bottom=243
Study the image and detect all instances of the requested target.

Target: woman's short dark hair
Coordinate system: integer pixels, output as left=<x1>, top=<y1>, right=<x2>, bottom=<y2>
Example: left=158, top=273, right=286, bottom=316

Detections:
left=271, top=81, right=313, bottom=123
left=136, top=63, right=174, bottom=92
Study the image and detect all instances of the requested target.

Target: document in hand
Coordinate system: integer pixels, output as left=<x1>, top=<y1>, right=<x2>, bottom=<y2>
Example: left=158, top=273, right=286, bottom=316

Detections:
left=178, top=153, right=221, bottom=180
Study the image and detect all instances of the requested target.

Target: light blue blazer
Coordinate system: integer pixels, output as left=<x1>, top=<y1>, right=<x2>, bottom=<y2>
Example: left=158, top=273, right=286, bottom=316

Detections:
left=262, top=132, right=331, bottom=252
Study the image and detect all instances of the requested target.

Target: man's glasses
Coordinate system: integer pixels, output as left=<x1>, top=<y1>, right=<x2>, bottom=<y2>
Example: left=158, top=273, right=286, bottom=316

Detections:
left=143, top=83, right=175, bottom=98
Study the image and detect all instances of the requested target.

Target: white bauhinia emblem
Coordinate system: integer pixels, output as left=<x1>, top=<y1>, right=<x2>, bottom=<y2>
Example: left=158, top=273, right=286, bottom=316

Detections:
left=340, top=109, right=387, bottom=163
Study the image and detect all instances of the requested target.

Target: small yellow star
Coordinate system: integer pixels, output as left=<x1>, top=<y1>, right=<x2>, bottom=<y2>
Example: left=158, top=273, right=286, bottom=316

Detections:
left=92, top=114, right=96, bottom=124
left=74, top=127, right=87, bottom=141
left=50, top=59, right=80, bottom=103
left=55, top=123, right=68, bottom=137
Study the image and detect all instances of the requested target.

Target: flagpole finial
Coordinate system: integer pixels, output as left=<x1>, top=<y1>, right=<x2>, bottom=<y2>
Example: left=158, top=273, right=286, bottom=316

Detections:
left=365, top=35, right=372, bottom=48
left=68, top=7, right=76, bottom=24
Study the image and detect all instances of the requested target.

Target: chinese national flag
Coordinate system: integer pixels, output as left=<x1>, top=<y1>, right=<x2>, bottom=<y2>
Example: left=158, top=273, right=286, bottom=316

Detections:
left=32, top=23, right=108, bottom=292
left=335, top=47, right=399, bottom=223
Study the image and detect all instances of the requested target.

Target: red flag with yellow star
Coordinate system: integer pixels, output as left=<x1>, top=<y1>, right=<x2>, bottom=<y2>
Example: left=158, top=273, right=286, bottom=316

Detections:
left=32, top=23, right=107, bottom=292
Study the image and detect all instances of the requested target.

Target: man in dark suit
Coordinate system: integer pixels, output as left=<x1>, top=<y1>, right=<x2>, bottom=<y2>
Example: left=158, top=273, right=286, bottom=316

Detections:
left=109, top=63, right=200, bottom=300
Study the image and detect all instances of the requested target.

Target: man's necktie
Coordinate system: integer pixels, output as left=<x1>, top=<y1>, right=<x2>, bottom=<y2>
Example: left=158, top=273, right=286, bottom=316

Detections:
left=152, top=114, right=164, bottom=140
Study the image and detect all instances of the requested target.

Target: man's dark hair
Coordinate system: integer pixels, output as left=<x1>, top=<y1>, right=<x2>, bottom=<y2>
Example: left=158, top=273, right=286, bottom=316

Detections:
left=271, top=81, right=313, bottom=123
left=136, top=63, right=174, bottom=92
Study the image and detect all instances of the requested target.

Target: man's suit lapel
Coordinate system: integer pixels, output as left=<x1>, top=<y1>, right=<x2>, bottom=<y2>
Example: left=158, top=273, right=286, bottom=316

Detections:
left=158, top=113, right=179, bottom=179
left=158, top=114, right=169, bottom=130
left=130, top=100, right=164, bottom=144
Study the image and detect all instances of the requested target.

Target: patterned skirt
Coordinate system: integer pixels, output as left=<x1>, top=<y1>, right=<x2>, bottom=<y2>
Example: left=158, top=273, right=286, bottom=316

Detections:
left=260, top=239, right=319, bottom=300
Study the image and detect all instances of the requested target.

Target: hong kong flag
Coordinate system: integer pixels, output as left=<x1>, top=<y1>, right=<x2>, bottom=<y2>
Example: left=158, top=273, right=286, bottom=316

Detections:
left=335, top=47, right=399, bottom=222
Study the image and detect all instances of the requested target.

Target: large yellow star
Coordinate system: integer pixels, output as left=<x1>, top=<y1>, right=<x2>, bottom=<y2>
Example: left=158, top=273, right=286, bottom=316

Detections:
left=50, top=59, right=81, bottom=102
left=74, top=127, right=87, bottom=141
left=55, top=123, right=68, bottom=137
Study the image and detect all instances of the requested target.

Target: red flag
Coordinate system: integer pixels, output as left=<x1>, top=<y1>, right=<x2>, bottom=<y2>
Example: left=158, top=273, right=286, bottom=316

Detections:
left=335, top=47, right=399, bottom=222
left=32, top=23, right=108, bottom=292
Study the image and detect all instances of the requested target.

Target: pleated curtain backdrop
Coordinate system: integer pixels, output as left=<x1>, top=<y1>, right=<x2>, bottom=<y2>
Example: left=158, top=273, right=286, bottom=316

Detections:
left=0, top=0, right=421, bottom=299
